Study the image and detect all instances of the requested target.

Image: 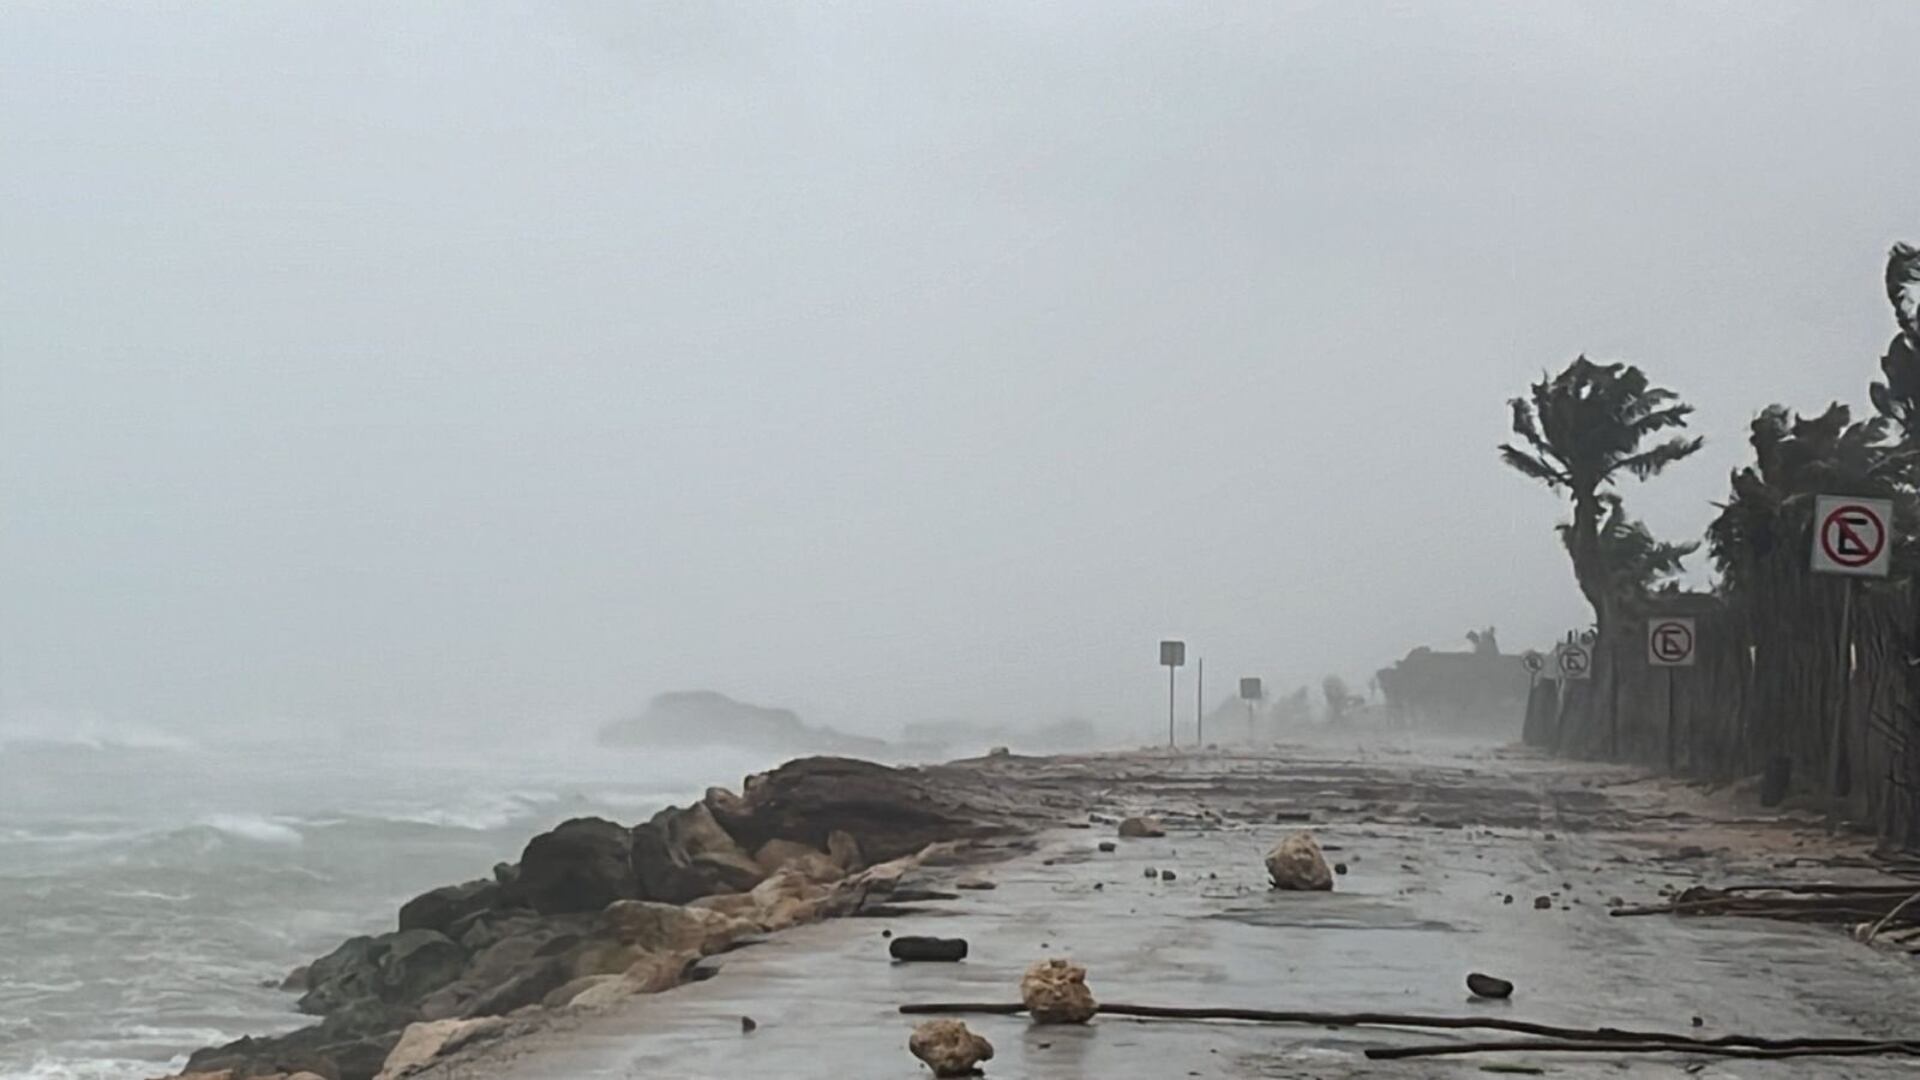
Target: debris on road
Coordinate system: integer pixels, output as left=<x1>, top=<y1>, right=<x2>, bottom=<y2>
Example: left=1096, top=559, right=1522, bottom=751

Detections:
left=908, top=1019, right=994, bottom=1077
left=1265, top=831, right=1333, bottom=891
left=891, top=936, right=969, bottom=962
left=902, top=1000, right=1920, bottom=1062
left=1021, top=958, right=1097, bottom=1024
left=1466, top=972, right=1514, bottom=999
left=1614, top=882, right=1920, bottom=938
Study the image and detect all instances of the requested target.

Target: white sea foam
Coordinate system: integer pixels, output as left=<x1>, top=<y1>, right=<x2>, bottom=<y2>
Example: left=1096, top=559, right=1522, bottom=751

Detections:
left=195, top=814, right=304, bottom=846
left=1, top=1056, right=158, bottom=1080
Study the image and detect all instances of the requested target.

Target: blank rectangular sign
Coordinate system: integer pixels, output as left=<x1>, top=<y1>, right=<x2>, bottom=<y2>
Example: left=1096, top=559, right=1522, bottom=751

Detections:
left=1239, top=677, right=1262, bottom=700
left=1159, top=640, right=1186, bottom=667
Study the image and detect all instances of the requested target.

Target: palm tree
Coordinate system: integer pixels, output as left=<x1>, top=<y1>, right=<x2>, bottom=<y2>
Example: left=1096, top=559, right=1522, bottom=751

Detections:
left=1567, top=497, right=1698, bottom=600
left=1500, top=357, right=1705, bottom=630
left=1705, top=403, right=1915, bottom=776
left=1869, top=243, right=1920, bottom=440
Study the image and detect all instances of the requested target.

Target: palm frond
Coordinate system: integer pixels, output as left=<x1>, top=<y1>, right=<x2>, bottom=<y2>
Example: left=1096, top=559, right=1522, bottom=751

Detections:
left=1499, top=444, right=1567, bottom=487
left=1611, top=436, right=1705, bottom=480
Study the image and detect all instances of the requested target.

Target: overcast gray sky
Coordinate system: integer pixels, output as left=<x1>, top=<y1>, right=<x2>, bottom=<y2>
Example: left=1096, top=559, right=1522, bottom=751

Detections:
left=3, top=2, right=1917, bottom=740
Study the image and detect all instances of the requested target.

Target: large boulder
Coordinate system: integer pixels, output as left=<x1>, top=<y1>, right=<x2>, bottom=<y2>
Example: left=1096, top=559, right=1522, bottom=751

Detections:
left=374, top=1017, right=508, bottom=1080
left=599, top=899, right=750, bottom=955
left=511, top=817, right=639, bottom=915
left=398, top=879, right=499, bottom=935
left=378, top=930, right=468, bottom=1005
left=297, top=930, right=465, bottom=1021
left=1021, top=958, right=1096, bottom=1024
left=183, top=1021, right=403, bottom=1080
left=630, top=802, right=765, bottom=904
left=460, top=955, right=571, bottom=1019
left=415, top=917, right=591, bottom=1021
left=1265, top=830, right=1334, bottom=891
left=908, top=1019, right=995, bottom=1078
left=752, top=838, right=844, bottom=882
left=706, top=757, right=1016, bottom=861
left=747, top=868, right=831, bottom=931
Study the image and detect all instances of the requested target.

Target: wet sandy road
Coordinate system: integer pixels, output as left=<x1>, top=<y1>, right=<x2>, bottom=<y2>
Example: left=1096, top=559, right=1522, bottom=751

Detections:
left=427, top=742, right=1920, bottom=1079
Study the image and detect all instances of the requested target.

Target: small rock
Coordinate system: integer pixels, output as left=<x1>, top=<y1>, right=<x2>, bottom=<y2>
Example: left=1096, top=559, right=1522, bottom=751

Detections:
left=882, top=929, right=893, bottom=938
left=909, top=1019, right=994, bottom=1077
left=1143, top=866, right=1158, bottom=878
left=1160, top=870, right=1176, bottom=881
left=1691, top=1015, right=1704, bottom=1027
left=1533, top=896, right=1552, bottom=910
left=1466, top=972, right=1514, bottom=999
left=741, top=1015, right=757, bottom=1034
left=890, top=936, right=969, bottom=962
left=1022, top=958, right=1097, bottom=1024
left=1097, top=841, right=1117, bottom=853
left=1543, top=832, right=1557, bottom=841
left=1092, top=882, right=1103, bottom=890
left=1333, top=862, right=1348, bottom=875
left=955, top=877, right=997, bottom=891
left=1118, top=816, right=1166, bottom=839
left=1503, top=894, right=1514, bottom=905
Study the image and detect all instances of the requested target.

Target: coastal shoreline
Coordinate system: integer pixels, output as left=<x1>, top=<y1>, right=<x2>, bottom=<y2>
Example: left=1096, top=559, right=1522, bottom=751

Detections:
left=168, top=738, right=1919, bottom=1080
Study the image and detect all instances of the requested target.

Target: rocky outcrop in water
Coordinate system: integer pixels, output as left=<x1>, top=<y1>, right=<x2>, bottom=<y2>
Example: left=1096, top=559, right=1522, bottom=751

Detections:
left=173, top=756, right=1034, bottom=1080
left=596, top=690, right=889, bottom=757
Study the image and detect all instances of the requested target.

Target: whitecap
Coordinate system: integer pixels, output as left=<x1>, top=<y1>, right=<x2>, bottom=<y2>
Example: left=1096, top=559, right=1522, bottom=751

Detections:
left=1, top=1056, right=155, bottom=1080
left=194, top=815, right=303, bottom=846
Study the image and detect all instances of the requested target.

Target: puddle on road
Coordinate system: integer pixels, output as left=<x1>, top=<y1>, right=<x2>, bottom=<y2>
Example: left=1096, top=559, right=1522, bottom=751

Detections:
left=1209, top=896, right=1465, bottom=933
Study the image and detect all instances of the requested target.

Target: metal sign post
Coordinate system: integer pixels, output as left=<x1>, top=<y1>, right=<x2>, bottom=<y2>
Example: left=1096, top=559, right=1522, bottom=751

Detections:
left=1648, top=617, right=1697, bottom=772
left=1196, top=657, right=1204, bottom=747
left=1239, top=677, right=1263, bottom=744
left=1809, top=496, right=1892, bottom=828
left=1556, top=640, right=1593, bottom=681
left=1159, top=640, right=1186, bottom=748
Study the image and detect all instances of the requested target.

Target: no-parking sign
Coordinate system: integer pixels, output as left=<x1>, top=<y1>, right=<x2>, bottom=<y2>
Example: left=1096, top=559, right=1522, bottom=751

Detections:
left=1647, top=617, right=1697, bottom=668
left=1811, top=496, right=1892, bottom=578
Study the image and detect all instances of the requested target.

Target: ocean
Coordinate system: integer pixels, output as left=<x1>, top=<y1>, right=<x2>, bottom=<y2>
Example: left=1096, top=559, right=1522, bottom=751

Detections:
left=0, top=718, right=782, bottom=1080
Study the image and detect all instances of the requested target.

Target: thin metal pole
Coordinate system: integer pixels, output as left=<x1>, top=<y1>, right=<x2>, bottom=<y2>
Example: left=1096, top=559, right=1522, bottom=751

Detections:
left=1664, top=665, right=1676, bottom=773
left=1167, top=665, right=1176, bottom=748
left=1829, top=577, right=1857, bottom=831
left=1196, top=657, right=1204, bottom=747
left=1608, top=632, right=1621, bottom=761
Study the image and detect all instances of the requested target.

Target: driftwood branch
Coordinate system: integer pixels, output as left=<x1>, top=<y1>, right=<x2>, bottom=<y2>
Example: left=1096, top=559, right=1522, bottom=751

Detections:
left=900, top=1003, right=1920, bottom=1060
left=1368, top=1039, right=1920, bottom=1061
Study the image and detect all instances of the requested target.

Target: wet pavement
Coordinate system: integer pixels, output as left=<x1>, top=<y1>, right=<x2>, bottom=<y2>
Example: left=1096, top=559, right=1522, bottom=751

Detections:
left=425, top=741, right=1920, bottom=1078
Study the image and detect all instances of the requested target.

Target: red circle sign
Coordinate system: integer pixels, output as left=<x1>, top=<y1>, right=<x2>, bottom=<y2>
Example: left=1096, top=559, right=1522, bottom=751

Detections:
left=1820, top=503, right=1887, bottom=568
left=1651, top=621, right=1694, bottom=663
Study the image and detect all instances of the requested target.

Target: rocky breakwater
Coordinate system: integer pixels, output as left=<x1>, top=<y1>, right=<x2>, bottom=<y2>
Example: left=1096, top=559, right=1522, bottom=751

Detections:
left=166, top=756, right=1036, bottom=1080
